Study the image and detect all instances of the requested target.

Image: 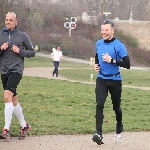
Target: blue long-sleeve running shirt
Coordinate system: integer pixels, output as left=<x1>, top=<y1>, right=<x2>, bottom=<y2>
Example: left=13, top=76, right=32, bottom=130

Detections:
left=95, top=38, right=129, bottom=80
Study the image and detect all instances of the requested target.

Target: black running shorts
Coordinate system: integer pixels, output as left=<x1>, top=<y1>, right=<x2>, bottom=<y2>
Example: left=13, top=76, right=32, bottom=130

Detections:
left=1, top=72, right=22, bottom=96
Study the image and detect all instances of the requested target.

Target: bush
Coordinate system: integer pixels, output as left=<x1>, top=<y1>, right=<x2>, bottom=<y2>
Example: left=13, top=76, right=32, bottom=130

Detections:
left=115, top=30, right=139, bottom=47
left=128, top=46, right=150, bottom=66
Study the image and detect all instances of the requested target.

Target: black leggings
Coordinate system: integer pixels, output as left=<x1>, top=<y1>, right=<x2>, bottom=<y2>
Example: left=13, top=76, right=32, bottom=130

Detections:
left=95, top=78, right=122, bottom=133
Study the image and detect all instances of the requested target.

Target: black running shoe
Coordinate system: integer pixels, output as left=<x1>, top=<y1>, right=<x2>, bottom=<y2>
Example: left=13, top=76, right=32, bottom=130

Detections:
left=92, top=133, right=104, bottom=145
left=116, top=123, right=123, bottom=134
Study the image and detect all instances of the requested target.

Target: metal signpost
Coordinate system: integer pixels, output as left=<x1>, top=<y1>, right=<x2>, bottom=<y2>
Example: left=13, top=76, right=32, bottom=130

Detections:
left=103, top=12, right=111, bottom=19
left=64, top=17, right=77, bottom=37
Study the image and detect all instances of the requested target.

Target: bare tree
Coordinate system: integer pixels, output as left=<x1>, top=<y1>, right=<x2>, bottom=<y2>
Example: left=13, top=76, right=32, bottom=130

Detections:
left=0, top=0, right=12, bottom=29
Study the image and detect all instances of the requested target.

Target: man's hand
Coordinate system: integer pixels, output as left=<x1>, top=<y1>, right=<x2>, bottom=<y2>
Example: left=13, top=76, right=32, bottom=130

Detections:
left=11, top=45, right=20, bottom=53
left=94, top=64, right=100, bottom=72
left=102, top=52, right=112, bottom=63
left=1, top=42, right=8, bottom=50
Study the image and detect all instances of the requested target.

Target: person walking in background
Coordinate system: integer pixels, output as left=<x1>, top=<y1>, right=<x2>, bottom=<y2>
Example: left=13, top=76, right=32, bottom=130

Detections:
left=92, top=20, right=130, bottom=145
left=51, top=46, right=63, bottom=79
left=0, top=12, right=36, bottom=140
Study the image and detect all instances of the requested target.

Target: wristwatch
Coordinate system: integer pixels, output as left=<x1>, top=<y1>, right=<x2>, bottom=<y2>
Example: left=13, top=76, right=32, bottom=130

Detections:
left=113, top=59, right=116, bottom=64
left=111, top=58, right=116, bottom=64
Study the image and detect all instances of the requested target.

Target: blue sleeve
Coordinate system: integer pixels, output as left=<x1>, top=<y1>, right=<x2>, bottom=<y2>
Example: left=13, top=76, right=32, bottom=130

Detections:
left=117, top=42, right=128, bottom=59
left=114, top=40, right=130, bottom=69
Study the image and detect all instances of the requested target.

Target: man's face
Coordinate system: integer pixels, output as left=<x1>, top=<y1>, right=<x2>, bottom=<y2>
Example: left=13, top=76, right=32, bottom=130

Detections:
left=101, top=24, right=114, bottom=40
left=5, top=14, right=17, bottom=30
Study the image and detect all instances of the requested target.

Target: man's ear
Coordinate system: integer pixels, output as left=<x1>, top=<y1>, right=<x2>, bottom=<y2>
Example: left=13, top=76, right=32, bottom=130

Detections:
left=15, top=21, right=18, bottom=26
left=112, top=28, right=114, bottom=34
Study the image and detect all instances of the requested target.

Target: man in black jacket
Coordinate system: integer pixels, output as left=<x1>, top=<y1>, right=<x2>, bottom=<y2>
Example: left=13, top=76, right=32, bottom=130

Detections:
left=0, top=12, right=36, bottom=140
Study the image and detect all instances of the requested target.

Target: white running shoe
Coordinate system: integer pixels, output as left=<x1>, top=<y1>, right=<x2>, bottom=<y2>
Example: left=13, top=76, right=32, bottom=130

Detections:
left=114, top=133, right=122, bottom=143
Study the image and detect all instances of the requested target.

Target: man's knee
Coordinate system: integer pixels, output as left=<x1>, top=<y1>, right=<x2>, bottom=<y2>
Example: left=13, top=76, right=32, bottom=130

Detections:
left=12, top=96, right=18, bottom=106
left=4, top=90, right=14, bottom=102
left=113, top=106, right=122, bottom=113
left=96, top=103, right=104, bottom=119
left=96, top=102, right=104, bottom=110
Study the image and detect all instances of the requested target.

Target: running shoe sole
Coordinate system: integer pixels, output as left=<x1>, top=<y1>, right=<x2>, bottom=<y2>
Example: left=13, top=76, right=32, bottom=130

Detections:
left=0, top=134, right=10, bottom=142
left=92, top=134, right=104, bottom=145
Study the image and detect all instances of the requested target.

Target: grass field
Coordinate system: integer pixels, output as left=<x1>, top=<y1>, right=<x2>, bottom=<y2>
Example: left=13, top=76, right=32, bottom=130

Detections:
left=0, top=55, right=150, bottom=136
left=59, top=68, right=150, bottom=87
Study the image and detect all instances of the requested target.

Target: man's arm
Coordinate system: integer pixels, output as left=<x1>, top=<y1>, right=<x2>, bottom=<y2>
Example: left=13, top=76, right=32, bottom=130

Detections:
left=102, top=53, right=130, bottom=69
left=95, top=53, right=99, bottom=64
left=111, top=55, right=130, bottom=69
left=94, top=53, right=100, bottom=72
left=19, top=32, right=36, bottom=58
left=0, top=42, right=9, bottom=54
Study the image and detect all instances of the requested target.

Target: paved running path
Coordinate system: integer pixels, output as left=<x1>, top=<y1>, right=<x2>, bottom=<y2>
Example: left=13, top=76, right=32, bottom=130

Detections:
left=1, top=132, right=150, bottom=150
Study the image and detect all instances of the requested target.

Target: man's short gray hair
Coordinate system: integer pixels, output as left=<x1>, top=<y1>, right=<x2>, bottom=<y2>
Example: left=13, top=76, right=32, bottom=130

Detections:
left=6, top=12, right=18, bottom=20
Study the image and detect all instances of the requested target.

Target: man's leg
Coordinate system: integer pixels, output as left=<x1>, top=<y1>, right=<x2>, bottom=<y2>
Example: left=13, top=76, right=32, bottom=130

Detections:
left=8, top=73, right=31, bottom=140
left=1, top=74, right=14, bottom=139
left=12, top=96, right=31, bottom=140
left=109, top=80, right=123, bottom=143
left=3, top=90, right=14, bottom=131
left=95, top=78, right=107, bottom=135
left=92, top=78, right=107, bottom=145
left=109, top=80, right=122, bottom=127
left=12, top=96, right=26, bottom=128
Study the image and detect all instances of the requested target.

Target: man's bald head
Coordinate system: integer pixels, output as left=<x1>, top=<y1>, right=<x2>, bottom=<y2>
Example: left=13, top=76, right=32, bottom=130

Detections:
left=5, top=12, right=18, bottom=30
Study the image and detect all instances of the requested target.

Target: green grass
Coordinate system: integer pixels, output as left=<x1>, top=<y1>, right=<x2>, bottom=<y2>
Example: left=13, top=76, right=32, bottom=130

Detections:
left=0, top=55, right=150, bottom=136
left=24, top=56, right=90, bottom=68
left=121, top=69, right=150, bottom=86
left=59, top=68, right=150, bottom=87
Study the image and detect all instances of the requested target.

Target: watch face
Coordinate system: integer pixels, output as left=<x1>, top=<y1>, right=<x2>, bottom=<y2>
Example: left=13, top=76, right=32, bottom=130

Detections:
left=113, top=60, right=116, bottom=63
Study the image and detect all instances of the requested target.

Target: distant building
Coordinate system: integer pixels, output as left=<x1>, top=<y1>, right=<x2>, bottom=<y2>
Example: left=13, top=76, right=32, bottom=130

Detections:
left=81, top=12, right=98, bottom=25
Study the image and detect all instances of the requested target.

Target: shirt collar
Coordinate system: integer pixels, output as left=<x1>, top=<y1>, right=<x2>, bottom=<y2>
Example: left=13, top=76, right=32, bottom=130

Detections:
left=3, top=26, right=18, bottom=32
left=104, top=37, right=116, bottom=43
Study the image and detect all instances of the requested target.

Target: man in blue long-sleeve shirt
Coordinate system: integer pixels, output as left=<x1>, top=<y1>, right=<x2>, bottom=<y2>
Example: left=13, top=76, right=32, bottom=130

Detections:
left=0, top=12, right=36, bottom=140
left=92, top=20, right=130, bottom=145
